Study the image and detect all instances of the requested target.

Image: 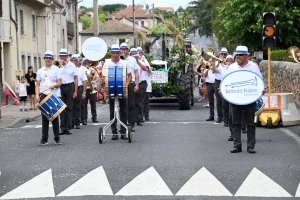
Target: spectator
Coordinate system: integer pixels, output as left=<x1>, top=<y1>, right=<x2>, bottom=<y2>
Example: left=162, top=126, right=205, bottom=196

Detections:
left=25, top=66, right=37, bottom=110
left=16, top=76, right=30, bottom=112
left=250, top=56, right=258, bottom=66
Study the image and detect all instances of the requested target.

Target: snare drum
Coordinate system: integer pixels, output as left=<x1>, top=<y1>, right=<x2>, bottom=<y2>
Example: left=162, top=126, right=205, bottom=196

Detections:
left=255, top=98, right=265, bottom=116
left=104, top=65, right=127, bottom=98
left=37, top=92, right=67, bottom=121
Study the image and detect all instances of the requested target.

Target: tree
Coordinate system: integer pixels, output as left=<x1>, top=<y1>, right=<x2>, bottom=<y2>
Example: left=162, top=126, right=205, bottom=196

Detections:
left=189, top=0, right=213, bottom=37
left=216, top=0, right=300, bottom=52
left=102, top=4, right=127, bottom=13
left=98, top=13, right=106, bottom=24
left=177, top=6, right=185, bottom=13
left=80, top=14, right=93, bottom=30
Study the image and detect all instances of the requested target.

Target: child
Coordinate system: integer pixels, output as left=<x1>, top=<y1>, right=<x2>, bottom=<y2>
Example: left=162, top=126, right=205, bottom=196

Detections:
left=16, top=76, right=30, bottom=112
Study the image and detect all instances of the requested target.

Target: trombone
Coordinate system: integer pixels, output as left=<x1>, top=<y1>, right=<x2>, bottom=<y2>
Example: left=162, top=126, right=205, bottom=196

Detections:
left=287, top=46, right=300, bottom=63
left=203, top=48, right=225, bottom=64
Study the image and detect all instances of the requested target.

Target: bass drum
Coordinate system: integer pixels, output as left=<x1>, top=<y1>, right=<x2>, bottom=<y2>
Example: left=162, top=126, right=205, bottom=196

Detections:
left=255, top=98, right=265, bottom=116
left=104, top=65, right=128, bottom=98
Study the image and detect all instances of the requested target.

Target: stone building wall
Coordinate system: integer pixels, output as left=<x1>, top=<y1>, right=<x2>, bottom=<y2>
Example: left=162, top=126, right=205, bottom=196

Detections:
left=259, top=60, right=300, bottom=106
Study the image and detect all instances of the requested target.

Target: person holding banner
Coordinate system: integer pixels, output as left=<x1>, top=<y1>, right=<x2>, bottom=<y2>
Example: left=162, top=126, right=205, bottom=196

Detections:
left=217, top=46, right=265, bottom=154
left=104, top=44, right=130, bottom=140
left=120, top=43, right=139, bottom=132
left=35, top=50, right=62, bottom=146
left=59, top=48, right=78, bottom=136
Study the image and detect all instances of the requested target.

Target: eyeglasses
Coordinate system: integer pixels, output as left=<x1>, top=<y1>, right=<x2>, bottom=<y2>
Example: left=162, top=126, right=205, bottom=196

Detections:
left=44, top=57, right=53, bottom=60
left=236, top=54, right=246, bottom=56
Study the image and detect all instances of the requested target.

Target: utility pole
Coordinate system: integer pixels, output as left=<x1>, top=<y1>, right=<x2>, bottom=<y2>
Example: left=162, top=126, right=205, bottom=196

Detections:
left=75, top=0, right=78, bottom=53
left=152, top=4, right=155, bottom=25
left=133, top=0, right=136, bottom=47
left=93, top=0, right=98, bottom=37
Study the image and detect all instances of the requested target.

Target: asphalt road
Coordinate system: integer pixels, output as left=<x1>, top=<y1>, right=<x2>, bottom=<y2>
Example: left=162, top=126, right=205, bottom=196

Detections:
left=0, top=101, right=300, bottom=200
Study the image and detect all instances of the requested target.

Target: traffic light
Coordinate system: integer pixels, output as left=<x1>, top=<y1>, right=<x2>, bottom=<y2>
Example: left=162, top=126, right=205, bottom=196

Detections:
left=262, top=12, right=276, bottom=50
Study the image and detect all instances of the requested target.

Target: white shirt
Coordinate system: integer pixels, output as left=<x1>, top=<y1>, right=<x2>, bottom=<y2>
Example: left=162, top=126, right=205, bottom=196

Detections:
left=145, top=71, right=152, bottom=92
left=205, top=70, right=215, bottom=83
left=17, top=83, right=27, bottom=97
left=104, top=59, right=129, bottom=75
left=217, top=64, right=233, bottom=80
left=77, top=66, right=87, bottom=86
left=125, top=56, right=139, bottom=81
left=36, top=65, right=62, bottom=97
left=86, top=67, right=99, bottom=88
left=214, top=61, right=222, bottom=80
left=60, top=62, right=77, bottom=84
left=138, top=57, right=150, bottom=83
left=228, top=60, right=263, bottom=79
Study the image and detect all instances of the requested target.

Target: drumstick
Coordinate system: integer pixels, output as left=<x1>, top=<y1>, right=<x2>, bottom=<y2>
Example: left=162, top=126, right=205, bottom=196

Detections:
left=40, top=88, right=52, bottom=94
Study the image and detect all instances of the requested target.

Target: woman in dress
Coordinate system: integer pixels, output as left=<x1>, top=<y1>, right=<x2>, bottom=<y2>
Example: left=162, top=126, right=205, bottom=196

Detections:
left=25, top=66, right=37, bottom=110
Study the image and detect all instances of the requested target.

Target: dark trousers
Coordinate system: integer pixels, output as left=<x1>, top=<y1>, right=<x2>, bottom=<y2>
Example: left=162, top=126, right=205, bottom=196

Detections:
left=222, top=97, right=229, bottom=124
left=40, top=94, right=60, bottom=141
left=72, top=86, right=83, bottom=126
left=109, top=97, right=128, bottom=134
left=231, top=102, right=256, bottom=148
left=85, top=88, right=97, bottom=121
left=229, top=105, right=246, bottom=136
left=143, top=92, right=150, bottom=120
left=214, top=79, right=223, bottom=120
left=206, top=83, right=215, bottom=118
left=60, top=83, right=74, bottom=131
left=128, top=82, right=136, bottom=127
left=81, top=94, right=86, bottom=123
left=135, top=81, right=147, bottom=122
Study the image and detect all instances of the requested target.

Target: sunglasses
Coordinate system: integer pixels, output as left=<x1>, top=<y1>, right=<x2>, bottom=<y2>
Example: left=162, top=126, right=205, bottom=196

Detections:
left=236, top=54, right=246, bottom=56
left=220, top=53, right=227, bottom=55
left=44, top=57, right=53, bottom=60
left=112, top=52, right=120, bottom=54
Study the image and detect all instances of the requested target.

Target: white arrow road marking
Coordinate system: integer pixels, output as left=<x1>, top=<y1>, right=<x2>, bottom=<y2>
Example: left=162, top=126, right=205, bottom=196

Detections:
left=0, top=169, right=55, bottom=199
left=235, top=167, right=293, bottom=197
left=115, top=167, right=173, bottom=196
left=57, top=166, right=113, bottom=196
left=176, top=167, right=232, bottom=196
left=295, top=183, right=300, bottom=197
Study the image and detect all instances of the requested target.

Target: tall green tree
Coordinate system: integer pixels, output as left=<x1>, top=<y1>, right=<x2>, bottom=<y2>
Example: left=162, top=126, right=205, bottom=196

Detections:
left=216, top=0, right=300, bottom=52
left=189, top=0, right=213, bottom=37
left=80, top=14, right=93, bottom=30
left=98, top=13, right=106, bottom=24
left=102, top=4, right=127, bottom=13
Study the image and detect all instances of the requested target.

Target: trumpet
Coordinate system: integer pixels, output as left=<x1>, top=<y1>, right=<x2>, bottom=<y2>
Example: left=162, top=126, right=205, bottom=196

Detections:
left=204, top=48, right=225, bottom=64
left=53, top=60, right=60, bottom=67
left=120, top=54, right=126, bottom=60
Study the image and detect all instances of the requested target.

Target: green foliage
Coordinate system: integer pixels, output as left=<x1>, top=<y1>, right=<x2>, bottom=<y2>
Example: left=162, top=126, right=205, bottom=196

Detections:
left=147, top=23, right=172, bottom=35
left=161, top=82, right=184, bottom=97
left=98, top=13, right=106, bottom=24
left=80, top=14, right=93, bottom=30
left=215, top=0, right=300, bottom=52
left=270, top=49, right=294, bottom=62
left=102, top=4, right=127, bottom=13
left=144, top=53, right=153, bottom=63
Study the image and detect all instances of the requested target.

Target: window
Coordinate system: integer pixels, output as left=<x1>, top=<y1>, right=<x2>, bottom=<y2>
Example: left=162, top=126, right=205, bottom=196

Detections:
left=0, top=0, right=3, bottom=18
left=32, top=13, right=36, bottom=38
left=119, top=39, right=125, bottom=46
left=34, top=57, right=37, bottom=71
left=28, top=56, right=31, bottom=68
left=56, top=24, right=61, bottom=42
left=21, top=55, right=26, bottom=73
left=20, top=9, right=24, bottom=35
left=141, top=21, right=144, bottom=26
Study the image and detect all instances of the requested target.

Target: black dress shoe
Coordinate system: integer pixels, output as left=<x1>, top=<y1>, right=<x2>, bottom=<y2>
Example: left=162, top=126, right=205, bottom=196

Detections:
left=136, top=122, right=143, bottom=126
left=66, top=130, right=72, bottom=135
left=76, top=125, right=80, bottom=129
left=82, top=122, right=87, bottom=125
left=140, top=120, right=145, bottom=123
left=247, top=147, right=256, bottom=153
left=111, top=135, right=118, bottom=140
left=145, top=118, right=149, bottom=121
left=121, top=135, right=129, bottom=140
left=92, top=120, right=99, bottom=123
left=230, top=147, right=242, bottom=153
left=59, top=130, right=66, bottom=135
left=215, top=119, right=222, bottom=123
left=224, top=123, right=229, bottom=127
left=206, top=117, right=214, bottom=121
left=228, top=136, right=233, bottom=141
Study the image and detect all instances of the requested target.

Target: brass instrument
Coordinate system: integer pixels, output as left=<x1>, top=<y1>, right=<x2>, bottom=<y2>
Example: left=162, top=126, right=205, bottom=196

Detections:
left=120, top=54, right=126, bottom=60
left=203, top=48, right=225, bottom=64
left=287, top=46, right=300, bottom=63
left=53, top=60, right=60, bottom=67
left=86, top=61, right=98, bottom=94
left=200, top=58, right=211, bottom=70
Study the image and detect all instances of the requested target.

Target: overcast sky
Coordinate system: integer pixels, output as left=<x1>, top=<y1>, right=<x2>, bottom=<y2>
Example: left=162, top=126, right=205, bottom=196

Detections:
left=79, top=0, right=191, bottom=11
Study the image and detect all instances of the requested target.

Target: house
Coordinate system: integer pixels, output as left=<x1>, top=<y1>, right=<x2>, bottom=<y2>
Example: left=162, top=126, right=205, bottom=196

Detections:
left=79, top=20, right=146, bottom=49
left=106, top=5, right=160, bottom=29
left=0, top=0, right=67, bottom=89
left=157, top=7, right=175, bottom=13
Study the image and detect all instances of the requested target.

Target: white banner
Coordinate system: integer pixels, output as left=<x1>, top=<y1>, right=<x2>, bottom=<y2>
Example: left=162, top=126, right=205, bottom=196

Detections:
left=220, top=70, right=265, bottom=105
left=151, top=71, right=168, bottom=83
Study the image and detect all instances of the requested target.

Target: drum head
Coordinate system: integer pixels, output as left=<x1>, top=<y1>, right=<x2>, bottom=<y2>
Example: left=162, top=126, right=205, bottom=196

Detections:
left=82, top=37, right=107, bottom=61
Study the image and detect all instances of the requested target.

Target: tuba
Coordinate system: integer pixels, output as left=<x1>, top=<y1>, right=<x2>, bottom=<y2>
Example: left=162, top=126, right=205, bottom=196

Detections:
left=86, top=61, right=98, bottom=94
left=287, top=46, right=300, bottom=63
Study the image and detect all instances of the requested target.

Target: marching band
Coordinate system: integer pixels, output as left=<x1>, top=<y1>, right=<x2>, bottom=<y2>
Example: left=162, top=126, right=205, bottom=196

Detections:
left=35, top=42, right=264, bottom=154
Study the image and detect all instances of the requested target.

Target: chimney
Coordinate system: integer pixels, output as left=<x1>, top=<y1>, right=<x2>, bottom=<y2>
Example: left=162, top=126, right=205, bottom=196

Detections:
left=146, top=4, right=149, bottom=14
left=122, top=17, right=125, bottom=23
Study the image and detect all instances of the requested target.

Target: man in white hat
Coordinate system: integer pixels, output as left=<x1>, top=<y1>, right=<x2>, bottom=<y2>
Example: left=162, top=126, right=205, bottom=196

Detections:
left=103, top=44, right=131, bottom=140
left=120, top=43, right=139, bottom=132
left=35, top=50, right=62, bottom=146
left=132, top=47, right=151, bottom=125
left=216, top=46, right=265, bottom=154
left=70, top=54, right=87, bottom=129
left=137, top=47, right=153, bottom=121
left=58, top=48, right=78, bottom=135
